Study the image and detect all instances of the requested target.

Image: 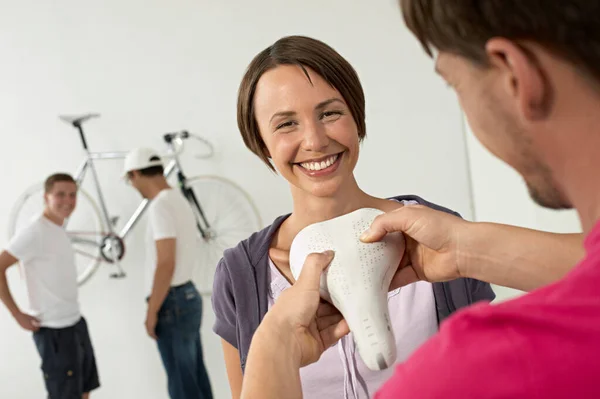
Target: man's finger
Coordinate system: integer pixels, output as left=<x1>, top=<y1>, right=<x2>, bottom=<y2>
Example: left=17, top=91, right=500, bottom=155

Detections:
left=360, top=205, right=428, bottom=243
left=296, top=251, right=335, bottom=290
left=389, top=265, right=420, bottom=290
left=320, top=319, right=350, bottom=349
left=316, top=302, right=340, bottom=317
left=317, top=314, right=344, bottom=331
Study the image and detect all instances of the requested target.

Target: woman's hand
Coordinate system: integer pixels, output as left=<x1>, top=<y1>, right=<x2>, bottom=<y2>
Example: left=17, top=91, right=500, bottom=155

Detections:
left=257, top=251, right=350, bottom=367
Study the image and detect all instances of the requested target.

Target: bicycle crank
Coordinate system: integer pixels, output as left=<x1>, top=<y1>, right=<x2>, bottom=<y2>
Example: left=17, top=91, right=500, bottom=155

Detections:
left=100, top=233, right=126, bottom=263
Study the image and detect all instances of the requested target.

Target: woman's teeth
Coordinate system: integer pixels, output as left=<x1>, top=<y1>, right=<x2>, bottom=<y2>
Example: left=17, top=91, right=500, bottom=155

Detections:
left=300, top=154, right=339, bottom=171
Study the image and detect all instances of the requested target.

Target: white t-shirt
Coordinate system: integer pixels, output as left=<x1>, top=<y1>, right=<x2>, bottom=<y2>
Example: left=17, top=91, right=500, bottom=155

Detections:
left=145, top=188, right=200, bottom=297
left=6, top=215, right=81, bottom=328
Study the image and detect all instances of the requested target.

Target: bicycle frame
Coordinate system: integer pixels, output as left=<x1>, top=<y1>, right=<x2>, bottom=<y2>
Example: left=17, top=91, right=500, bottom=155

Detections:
left=72, top=151, right=180, bottom=240
left=69, top=122, right=212, bottom=247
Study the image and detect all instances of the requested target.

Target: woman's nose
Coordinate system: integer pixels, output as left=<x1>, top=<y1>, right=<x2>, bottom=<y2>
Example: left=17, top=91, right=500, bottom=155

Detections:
left=301, top=121, right=330, bottom=152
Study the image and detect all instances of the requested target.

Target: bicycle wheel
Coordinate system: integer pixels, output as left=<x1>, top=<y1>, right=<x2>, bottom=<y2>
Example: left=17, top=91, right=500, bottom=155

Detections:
left=8, top=183, right=106, bottom=285
left=186, top=175, right=263, bottom=295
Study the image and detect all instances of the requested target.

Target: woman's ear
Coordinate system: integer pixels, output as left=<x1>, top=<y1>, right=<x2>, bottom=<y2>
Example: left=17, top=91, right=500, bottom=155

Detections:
left=261, top=146, right=271, bottom=159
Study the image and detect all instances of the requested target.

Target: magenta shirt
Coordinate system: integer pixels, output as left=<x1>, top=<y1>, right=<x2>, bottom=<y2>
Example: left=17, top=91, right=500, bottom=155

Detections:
left=376, top=221, right=600, bottom=398
left=268, top=258, right=439, bottom=399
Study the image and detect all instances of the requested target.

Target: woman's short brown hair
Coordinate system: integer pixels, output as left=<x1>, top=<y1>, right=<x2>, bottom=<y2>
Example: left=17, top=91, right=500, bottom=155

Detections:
left=237, top=35, right=366, bottom=171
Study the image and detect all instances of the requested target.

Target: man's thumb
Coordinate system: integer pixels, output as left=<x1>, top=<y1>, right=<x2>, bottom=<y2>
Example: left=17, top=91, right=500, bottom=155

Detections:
left=360, top=205, right=425, bottom=243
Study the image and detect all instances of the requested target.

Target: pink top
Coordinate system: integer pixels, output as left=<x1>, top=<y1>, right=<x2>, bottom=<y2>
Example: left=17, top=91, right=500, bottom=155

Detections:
left=375, top=221, right=600, bottom=399
left=268, top=259, right=438, bottom=399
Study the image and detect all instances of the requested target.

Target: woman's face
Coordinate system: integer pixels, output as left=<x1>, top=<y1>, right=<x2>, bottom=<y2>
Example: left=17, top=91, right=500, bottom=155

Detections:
left=253, top=64, right=360, bottom=198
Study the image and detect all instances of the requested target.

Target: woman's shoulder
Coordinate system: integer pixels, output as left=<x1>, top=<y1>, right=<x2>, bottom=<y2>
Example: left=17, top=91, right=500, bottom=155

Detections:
left=387, top=194, right=462, bottom=217
left=218, top=213, right=290, bottom=271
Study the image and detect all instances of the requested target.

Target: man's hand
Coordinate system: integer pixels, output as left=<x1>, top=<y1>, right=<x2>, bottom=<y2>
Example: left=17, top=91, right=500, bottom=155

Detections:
left=14, top=311, right=40, bottom=332
left=145, top=310, right=158, bottom=339
left=260, top=251, right=350, bottom=368
left=360, top=205, right=470, bottom=290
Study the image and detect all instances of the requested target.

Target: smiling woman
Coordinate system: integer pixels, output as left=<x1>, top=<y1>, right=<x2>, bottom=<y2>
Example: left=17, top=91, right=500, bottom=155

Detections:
left=211, top=35, right=495, bottom=399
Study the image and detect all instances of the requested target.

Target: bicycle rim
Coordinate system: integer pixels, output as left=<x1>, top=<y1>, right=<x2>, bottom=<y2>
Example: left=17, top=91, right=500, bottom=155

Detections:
left=185, top=175, right=262, bottom=295
left=8, top=184, right=106, bottom=285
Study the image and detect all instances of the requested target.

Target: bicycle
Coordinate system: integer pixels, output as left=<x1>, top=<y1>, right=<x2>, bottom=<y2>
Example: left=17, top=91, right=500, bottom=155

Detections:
left=7, top=113, right=263, bottom=295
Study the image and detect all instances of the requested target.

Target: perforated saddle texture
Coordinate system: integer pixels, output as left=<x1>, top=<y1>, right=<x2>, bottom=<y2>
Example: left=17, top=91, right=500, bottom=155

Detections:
left=290, top=208, right=405, bottom=370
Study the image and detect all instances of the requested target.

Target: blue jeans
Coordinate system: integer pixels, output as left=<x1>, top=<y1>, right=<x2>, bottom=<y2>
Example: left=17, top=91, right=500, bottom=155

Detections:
left=155, top=281, right=213, bottom=399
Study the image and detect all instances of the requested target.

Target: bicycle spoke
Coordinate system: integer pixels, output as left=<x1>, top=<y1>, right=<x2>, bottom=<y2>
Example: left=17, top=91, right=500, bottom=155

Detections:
left=72, top=238, right=102, bottom=247
left=186, top=176, right=262, bottom=295
left=68, top=230, right=107, bottom=236
left=74, top=249, right=102, bottom=261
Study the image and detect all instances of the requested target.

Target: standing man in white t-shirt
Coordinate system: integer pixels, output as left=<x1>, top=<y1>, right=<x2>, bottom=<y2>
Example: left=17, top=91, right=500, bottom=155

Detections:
left=0, top=173, right=100, bottom=399
left=123, top=148, right=213, bottom=399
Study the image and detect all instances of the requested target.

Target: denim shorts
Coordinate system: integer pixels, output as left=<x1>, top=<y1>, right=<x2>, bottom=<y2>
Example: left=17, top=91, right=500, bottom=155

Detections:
left=32, top=317, right=100, bottom=398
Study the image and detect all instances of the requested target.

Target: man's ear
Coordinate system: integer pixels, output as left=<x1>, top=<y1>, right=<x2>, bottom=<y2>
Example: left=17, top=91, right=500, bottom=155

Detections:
left=485, top=38, right=550, bottom=121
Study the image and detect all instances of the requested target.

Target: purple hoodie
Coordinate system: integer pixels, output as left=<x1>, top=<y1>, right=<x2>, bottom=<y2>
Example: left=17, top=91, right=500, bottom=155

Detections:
left=211, top=194, right=496, bottom=372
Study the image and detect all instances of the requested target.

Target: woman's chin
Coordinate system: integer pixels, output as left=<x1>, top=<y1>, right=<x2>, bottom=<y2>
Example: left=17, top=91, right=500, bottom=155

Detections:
left=298, top=179, right=346, bottom=199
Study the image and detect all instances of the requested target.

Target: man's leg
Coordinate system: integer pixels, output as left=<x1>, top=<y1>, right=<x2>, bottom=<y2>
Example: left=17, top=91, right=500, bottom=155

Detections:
left=156, top=294, right=186, bottom=399
left=170, top=285, right=213, bottom=399
left=32, top=324, right=84, bottom=399
left=156, top=283, right=214, bottom=399
left=77, top=317, right=100, bottom=397
left=156, top=329, right=183, bottom=399
left=194, top=327, right=214, bottom=399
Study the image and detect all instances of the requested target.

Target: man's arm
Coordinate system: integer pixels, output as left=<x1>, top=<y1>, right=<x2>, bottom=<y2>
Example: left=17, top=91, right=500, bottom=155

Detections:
left=362, top=205, right=584, bottom=292
left=145, top=238, right=176, bottom=339
left=0, top=250, right=39, bottom=331
left=242, top=320, right=303, bottom=399
left=465, top=223, right=583, bottom=292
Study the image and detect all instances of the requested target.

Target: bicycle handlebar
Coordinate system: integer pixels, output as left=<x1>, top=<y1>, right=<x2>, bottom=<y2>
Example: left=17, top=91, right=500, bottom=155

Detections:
left=163, top=131, right=190, bottom=143
left=163, top=130, right=214, bottom=159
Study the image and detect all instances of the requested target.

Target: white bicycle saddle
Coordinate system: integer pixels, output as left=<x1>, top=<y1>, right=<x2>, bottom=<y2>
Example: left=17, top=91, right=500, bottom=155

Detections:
left=289, top=208, right=405, bottom=370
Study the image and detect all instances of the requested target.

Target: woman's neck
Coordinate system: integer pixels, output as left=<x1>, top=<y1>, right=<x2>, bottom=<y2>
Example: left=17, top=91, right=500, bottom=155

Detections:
left=288, top=177, right=381, bottom=231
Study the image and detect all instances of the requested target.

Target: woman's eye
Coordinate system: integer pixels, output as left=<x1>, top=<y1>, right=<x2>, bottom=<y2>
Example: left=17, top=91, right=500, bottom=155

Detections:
left=321, top=110, right=342, bottom=120
left=276, top=121, right=296, bottom=130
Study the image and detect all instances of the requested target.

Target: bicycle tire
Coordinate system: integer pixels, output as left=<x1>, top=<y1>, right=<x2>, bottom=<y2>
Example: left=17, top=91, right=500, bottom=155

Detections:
left=185, top=175, right=262, bottom=295
left=8, top=183, right=106, bottom=285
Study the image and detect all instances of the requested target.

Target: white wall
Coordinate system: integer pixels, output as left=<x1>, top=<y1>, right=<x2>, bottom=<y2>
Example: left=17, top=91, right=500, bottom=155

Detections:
left=463, top=118, right=582, bottom=301
left=0, top=1, right=475, bottom=398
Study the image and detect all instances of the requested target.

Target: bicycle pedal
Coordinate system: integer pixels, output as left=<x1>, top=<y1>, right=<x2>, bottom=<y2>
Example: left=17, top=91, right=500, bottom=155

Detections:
left=110, top=272, right=126, bottom=279
left=110, top=216, right=120, bottom=227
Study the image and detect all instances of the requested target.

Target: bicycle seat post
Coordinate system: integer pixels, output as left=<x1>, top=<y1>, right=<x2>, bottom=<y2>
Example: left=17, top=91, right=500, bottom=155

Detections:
left=74, top=122, right=90, bottom=151
left=58, top=113, right=99, bottom=152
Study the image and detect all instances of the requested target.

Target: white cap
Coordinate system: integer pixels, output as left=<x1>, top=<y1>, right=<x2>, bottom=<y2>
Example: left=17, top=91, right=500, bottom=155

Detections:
left=123, top=147, right=163, bottom=176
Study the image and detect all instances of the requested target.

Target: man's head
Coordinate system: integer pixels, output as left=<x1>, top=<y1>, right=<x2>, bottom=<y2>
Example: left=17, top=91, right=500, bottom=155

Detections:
left=44, top=173, right=77, bottom=221
left=123, top=148, right=165, bottom=198
left=400, top=0, right=600, bottom=210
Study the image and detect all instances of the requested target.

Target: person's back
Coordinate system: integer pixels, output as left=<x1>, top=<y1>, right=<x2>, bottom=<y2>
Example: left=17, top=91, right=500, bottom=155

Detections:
left=376, top=225, right=600, bottom=397
left=124, top=147, right=213, bottom=399
left=374, top=1, right=600, bottom=397
left=144, top=188, right=199, bottom=297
